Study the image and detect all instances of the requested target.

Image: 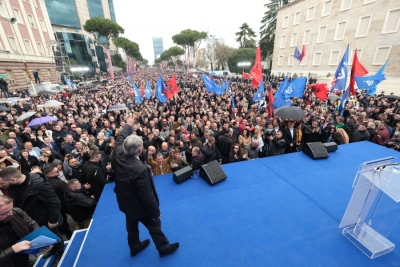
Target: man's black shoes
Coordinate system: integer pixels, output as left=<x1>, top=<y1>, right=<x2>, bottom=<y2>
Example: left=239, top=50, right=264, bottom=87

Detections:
left=130, top=239, right=150, bottom=257
left=159, top=242, right=180, bottom=257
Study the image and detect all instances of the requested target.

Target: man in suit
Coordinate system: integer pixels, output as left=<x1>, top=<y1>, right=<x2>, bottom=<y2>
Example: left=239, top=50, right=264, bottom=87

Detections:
left=283, top=120, right=297, bottom=153
left=41, top=136, right=60, bottom=153
left=112, top=117, right=179, bottom=257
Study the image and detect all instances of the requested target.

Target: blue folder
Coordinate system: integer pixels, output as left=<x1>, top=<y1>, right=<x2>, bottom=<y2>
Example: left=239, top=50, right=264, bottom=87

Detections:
left=17, top=226, right=61, bottom=254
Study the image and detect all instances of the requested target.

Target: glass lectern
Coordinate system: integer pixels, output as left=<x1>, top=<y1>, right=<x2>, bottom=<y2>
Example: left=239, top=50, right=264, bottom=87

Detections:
left=339, top=157, right=400, bottom=259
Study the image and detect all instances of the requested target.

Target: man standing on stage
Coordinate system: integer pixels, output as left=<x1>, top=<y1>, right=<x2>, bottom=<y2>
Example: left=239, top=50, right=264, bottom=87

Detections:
left=112, top=116, right=179, bottom=257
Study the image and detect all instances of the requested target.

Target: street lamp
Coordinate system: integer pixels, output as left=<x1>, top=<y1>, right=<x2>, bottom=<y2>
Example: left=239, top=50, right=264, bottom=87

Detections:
left=237, top=61, right=251, bottom=72
left=9, top=18, right=37, bottom=95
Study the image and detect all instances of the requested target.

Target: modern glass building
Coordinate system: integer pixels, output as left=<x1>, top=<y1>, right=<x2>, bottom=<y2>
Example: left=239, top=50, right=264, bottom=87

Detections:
left=45, top=0, right=80, bottom=28
left=153, top=38, right=164, bottom=60
left=87, top=0, right=104, bottom=18
left=108, top=0, right=116, bottom=22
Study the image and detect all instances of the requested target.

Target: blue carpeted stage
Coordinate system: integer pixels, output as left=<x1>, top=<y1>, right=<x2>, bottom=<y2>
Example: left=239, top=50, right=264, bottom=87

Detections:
left=73, top=141, right=400, bottom=267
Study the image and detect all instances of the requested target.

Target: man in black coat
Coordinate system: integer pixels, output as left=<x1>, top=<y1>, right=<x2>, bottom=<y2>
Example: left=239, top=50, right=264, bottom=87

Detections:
left=201, top=136, right=222, bottom=164
left=217, top=128, right=234, bottom=164
left=81, top=151, right=106, bottom=200
left=283, top=120, right=297, bottom=153
left=112, top=118, right=179, bottom=257
left=0, top=168, right=65, bottom=265
left=64, top=179, right=96, bottom=229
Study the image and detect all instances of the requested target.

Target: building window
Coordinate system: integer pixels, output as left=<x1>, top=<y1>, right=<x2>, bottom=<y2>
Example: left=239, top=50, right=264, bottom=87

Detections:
left=278, top=56, right=284, bottom=66
left=39, top=20, right=47, bottom=32
left=306, top=6, right=315, bottom=21
left=33, top=0, right=39, bottom=8
left=13, top=8, right=23, bottom=23
left=303, top=30, right=311, bottom=44
left=0, top=2, right=8, bottom=18
left=334, top=21, right=347, bottom=41
left=24, top=40, right=33, bottom=54
left=372, top=46, right=390, bottom=65
left=288, top=55, right=294, bottom=66
left=290, top=33, right=297, bottom=47
left=8, top=37, right=18, bottom=52
left=6, top=70, right=16, bottom=83
left=36, top=42, right=44, bottom=55
left=27, top=14, right=36, bottom=28
left=355, top=15, right=372, bottom=38
left=282, top=16, right=288, bottom=28
left=341, top=0, right=352, bottom=11
left=280, top=35, right=286, bottom=48
left=363, top=0, right=376, bottom=5
left=349, top=49, right=363, bottom=65
left=313, top=52, right=322, bottom=65
left=329, top=51, right=340, bottom=65
left=317, top=26, right=327, bottom=43
left=322, top=1, right=332, bottom=17
left=294, top=12, right=301, bottom=25
left=382, top=9, right=400, bottom=34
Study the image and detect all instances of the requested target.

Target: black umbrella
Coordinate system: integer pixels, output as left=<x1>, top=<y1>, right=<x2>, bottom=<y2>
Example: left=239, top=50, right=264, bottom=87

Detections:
left=88, top=88, right=100, bottom=92
left=378, top=95, right=400, bottom=101
left=0, top=105, right=10, bottom=112
left=274, top=106, right=306, bottom=120
left=37, top=90, right=57, bottom=96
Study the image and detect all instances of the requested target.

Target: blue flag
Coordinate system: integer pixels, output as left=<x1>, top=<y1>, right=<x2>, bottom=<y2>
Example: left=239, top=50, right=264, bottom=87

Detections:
left=145, top=81, right=152, bottom=99
left=273, top=76, right=291, bottom=108
left=331, top=45, right=349, bottom=92
left=221, top=81, right=229, bottom=94
left=366, top=60, right=387, bottom=96
left=126, top=76, right=131, bottom=82
left=156, top=75, right=167, bottom=104
left=253, top=79, right=264, bottom=102
left=340, top=87, right=350, bottom=116
left=132, top=83, right=142, bottom=104
left=63, top=76, right=76, bottom=90
left=294, top=46, right=302, bottom=62
left=201, top=74, right=221, bottom=94
left=284, top=77, right=307, bottom=98
left=231, top=95, right=236, bottom=109
left=355, top=74, right=386, bottom=90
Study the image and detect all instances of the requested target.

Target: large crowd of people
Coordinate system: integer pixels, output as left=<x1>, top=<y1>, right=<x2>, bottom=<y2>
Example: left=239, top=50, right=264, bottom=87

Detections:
left=0, top=69, right=399, bottom=265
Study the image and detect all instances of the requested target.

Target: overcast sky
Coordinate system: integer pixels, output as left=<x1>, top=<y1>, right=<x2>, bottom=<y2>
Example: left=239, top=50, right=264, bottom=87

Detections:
left=113, top=0, right=267, bottom=63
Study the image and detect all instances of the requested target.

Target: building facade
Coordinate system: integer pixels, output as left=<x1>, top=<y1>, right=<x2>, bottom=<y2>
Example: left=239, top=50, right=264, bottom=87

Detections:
left=153, top=37, right=164, bottom=60
left=272, top=0, right=399, bottom=80
left=0, top=0, right=58, bottom=90
left=45, top=0, right=118, bottom=75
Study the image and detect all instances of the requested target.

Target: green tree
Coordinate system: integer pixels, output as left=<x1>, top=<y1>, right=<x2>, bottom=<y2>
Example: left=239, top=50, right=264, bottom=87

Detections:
left=112, top=37, right=142, bottom=61
left=172, top=29, right=207, bottom=65
left=235, top=23, right=257, bottom=48
left=83, top=17, right=124, bottom=48
left=141, top=59, right=149, bottom=66
left=111, top=53, right=126, bottom=70
left=259, top=0, right=290, bottom=59
left=227, top=48, right=256, bottom=73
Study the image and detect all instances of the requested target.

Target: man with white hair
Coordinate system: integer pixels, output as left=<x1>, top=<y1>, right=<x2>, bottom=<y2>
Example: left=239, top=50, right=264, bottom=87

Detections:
left=112, top=116, right=179, bottom=258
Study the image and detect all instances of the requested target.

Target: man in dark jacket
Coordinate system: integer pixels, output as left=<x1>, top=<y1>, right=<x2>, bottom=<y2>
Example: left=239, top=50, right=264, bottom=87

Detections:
left=81, top=151, right=106, bottom=200
left=0, top=195, right=39, bottom=267
left=201, top=136, right=222, bottom=164
left=0, top=168, right=64, bottom=265
left=343, top=116, right=358, bottom=143
left=352, top=123, right=371, bottom=142
left=191, top=147, right=205, bottom=170
left=217, top=128, right=234, bottom=164
left=64, top=179, right=96, bottom=229
left=112, top=118, right=179, bottom=257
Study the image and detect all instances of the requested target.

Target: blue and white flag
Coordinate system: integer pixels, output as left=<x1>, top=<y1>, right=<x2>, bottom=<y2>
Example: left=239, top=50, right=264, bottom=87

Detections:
left=201, top=74, right=222, bottom=95
left=365, top=60, right=388, bottom=96
left=132, top=83, right=142, bottom=104
left=294, top=46, right=302, bottom=62
left=231, top=95, right=236, bottom=109
left=253, top=79, right=264, bottom=102
left=331, top=45, right=349, bottom=92
left=63, top=76, right=76, bottom=90
left=284, top=77, right=307, bottom=98
left=340, top=87, right=350, bottom=116
left=156, top=75, right=167, bottom=104
left=144, top=80, right=152, bottom=99
left=273, top=76, right=291, bottom=108
left=355, top=74, right=386, bottom=90
left=126, top=76, right=131, bottom=82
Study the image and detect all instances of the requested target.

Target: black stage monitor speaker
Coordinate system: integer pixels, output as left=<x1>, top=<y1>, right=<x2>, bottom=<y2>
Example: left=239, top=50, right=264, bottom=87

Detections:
left=323, top=142, right=338, bottom=152
left=199, top=160, right=227, bottom=186
left=173, top=166, right=193, bottom=184
left=303, top=142, right=329, bottom=159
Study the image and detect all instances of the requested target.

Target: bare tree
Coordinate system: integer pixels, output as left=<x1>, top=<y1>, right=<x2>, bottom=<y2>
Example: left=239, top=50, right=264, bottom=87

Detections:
left=205, top=43, right=215, bottom=71
left=214, top=43, right=234, bottom=71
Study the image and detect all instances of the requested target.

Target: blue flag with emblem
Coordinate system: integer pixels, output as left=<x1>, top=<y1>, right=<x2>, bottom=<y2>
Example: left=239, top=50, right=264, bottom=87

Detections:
left=144, top=80, right=152, bottom=99
left=340, top=87, right=350, bottom=116
left=156, top=75, right=167, bottom=104
left=273, top=76, right=291, bottom=108
left=132, top=82, right=142, bottom=104
left=201, top=74, right=222, bottom=95
left=355, top=74, right=386, bottom=90
left=253, top=79, right=264, bottom=102
left=294, top=46, right=302, bottom=62
left=284, top=77, right=307, bottom=98
left=331, top=45, right=349, bottom=92
left=231, top=95, right=236, bottom=108
left=364, top=60, right=388, bottom=96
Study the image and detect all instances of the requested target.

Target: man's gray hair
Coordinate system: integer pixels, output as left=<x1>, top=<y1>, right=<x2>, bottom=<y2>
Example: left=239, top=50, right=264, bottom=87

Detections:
left=123, top=135, right=143, bottom=156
